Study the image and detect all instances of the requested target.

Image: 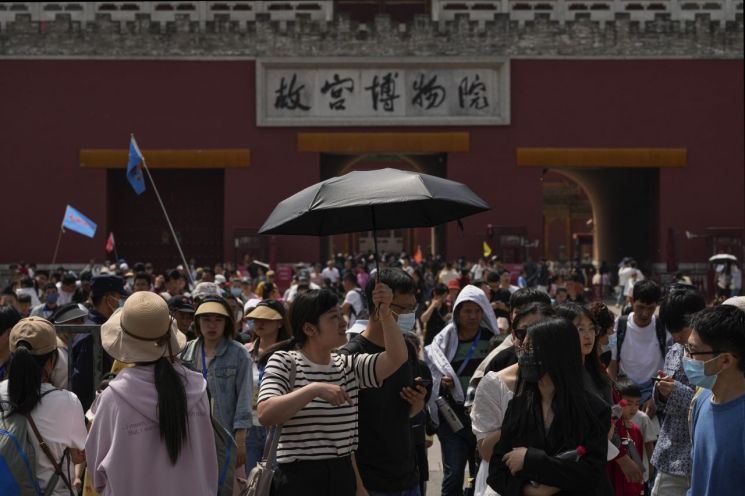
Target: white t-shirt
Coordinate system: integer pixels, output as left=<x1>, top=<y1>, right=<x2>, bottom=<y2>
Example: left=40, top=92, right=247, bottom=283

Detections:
left=470, top=372, right=514, bottom=496
left=632, top=410, right=660, bottom=482
left=321, top=267, right=340, bottom=284
left=343, top=289, right=364, bottom=327
left=610, top=314, right=667, bottom=385
left=470, top=264, right=487, bottom=281
left=618, top=267, right=635, bottom=288
left=0, top=381, right=86, bottom=496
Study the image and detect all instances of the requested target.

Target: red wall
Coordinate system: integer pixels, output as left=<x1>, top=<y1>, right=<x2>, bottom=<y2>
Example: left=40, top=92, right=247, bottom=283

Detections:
left=0, top=59, right=742, bottom=266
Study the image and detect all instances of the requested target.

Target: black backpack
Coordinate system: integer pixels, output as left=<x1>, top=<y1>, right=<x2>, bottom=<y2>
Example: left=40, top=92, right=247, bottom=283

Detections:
left=616, top=315, right=667, bottom=368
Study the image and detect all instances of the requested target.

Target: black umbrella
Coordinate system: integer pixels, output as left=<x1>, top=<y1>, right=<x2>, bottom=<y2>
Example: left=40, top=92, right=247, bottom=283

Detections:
left=259, top=168, right=490, bottom=273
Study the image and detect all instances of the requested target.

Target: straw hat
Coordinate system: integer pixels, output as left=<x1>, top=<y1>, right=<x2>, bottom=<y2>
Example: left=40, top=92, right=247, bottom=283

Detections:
left=101, top=291, right=186, bottom=364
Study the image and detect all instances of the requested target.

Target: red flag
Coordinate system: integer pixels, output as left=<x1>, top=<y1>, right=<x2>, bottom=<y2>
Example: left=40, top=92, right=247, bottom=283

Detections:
left=414, top=245, right=423, bottom=264
left=105, top=232, right=115, bottom=253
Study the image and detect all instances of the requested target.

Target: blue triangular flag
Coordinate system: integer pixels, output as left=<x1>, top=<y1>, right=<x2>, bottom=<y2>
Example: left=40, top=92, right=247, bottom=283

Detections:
left=127, top=136, right=147, bottom=195
left=62, top=205, right=97, bottom=238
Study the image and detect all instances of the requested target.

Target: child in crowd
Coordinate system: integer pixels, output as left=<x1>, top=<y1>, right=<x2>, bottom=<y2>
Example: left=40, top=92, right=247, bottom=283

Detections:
left=609, top=380, right=646, bottom=496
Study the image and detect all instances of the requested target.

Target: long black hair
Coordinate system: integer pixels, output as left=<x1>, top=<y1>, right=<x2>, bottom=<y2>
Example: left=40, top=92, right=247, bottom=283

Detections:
left=261, top=289, right=339, bottom=360
left=7, top=343, right=57, bottom=416
left=153, top=355, right=189, bottom=464
left=503, top=318, right=603, bottom=450
left=554, top=302, right=611, bottom=392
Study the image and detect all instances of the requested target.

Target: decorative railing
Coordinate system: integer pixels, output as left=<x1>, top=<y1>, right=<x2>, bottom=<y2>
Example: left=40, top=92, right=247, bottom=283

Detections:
left=0, top=1, right=334, bottom=31
left=1, top=1, right=741, bottom=32
left=432, top=0, right=742, bottom=26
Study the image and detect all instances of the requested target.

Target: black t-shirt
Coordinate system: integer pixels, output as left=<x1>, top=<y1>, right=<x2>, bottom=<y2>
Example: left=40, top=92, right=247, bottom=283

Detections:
left=339, top=335, right=420, bottom=492
left=424, top=305, right=448, bottom=346
left=491, top=289, right=511, bottom=319
left=486, top=346, right=518, bottom=374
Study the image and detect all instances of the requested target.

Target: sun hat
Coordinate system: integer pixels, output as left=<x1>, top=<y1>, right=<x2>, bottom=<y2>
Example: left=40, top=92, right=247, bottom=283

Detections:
left=9, top=317, right=57, bottom=355
left=51, top=303, right=89, bottom=324
left=101, top=291, right=186, bottom=364
left=194, top=299, right=232, bottom=318
left=723, top=296, right=745, bottom=311
left=246, top=301, right=283, bottom=321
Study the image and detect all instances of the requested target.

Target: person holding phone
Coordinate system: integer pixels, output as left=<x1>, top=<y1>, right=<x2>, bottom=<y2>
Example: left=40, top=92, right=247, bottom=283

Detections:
left=340, top=268, right=429, bottom=496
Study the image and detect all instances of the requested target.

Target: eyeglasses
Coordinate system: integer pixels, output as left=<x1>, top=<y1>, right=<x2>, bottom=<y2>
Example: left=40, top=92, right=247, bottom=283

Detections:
left=577, top=325, right=598, bottom=336
left=683, top=344, right=726, bottom=357
left=391, top=303, right=418, bottom=314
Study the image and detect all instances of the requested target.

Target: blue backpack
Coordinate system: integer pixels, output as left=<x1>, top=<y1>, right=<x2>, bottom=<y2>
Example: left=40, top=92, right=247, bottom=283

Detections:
left=0, top=390, right=68, bottom=496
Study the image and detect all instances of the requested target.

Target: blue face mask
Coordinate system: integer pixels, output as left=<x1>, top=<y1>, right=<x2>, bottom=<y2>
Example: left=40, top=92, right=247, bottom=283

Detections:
left=396, top=312, right=417, bottom=333
left=682, top=356, right=721, bottom=390
left=230, top=287, right=242, bottom=298
left=245, top=320, right=255, bottom=333
left=46, top=293, right=58, bottom=305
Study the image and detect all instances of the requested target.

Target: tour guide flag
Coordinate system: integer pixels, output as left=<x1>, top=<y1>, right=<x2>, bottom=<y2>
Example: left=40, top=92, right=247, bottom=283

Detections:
left=62, top=205, right=97, bottom=238
left=483, top=241, right=492, bottom=258
left=127, top=136, right=147, bottom=195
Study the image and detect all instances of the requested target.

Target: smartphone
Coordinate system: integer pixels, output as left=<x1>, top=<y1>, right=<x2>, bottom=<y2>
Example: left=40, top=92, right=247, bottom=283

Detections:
left=414, top=378, right=432, bottom=389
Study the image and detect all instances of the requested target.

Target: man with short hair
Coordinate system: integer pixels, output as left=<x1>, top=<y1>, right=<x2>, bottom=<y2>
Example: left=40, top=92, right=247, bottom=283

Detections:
left=160, top=269, right=183, bottom=300
left=686, top=304, right=745, bottom=496
left=132, top=272, right=152, bottom=293
left=650, top=287, right=706, bottom=496
left=341, top=272, right=365, bottom=328
left=30, top=283, right=59, bottom=319
left=168, top=295, right=196, bottom=340
left=340, top=269, right=427, bottom=496
left=72, top=275, right=126, bottom=410
left=14, top=291, right=33, bottom=317
left=57, top=272, right=78, bottom=306
left=321, top=259, right=340, bottom=286
left=609, top=280, right=668, bottom=413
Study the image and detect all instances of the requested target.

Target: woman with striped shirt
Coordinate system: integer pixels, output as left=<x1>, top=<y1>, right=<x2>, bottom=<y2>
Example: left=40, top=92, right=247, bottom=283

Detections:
left=257, top=285, right=407, bottom=496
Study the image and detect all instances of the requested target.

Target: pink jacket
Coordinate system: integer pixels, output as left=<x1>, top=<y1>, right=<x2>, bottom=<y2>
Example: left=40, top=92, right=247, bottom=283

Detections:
left=85, top=364, right=218, bottom=495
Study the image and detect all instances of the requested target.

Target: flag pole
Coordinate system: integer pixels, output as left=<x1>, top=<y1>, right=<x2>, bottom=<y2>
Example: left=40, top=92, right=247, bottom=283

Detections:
left=52, top=225, right=65, bottom=266
left=113, top=234, right=120, bottom=264
left=132, top=135, right=194, bottom=287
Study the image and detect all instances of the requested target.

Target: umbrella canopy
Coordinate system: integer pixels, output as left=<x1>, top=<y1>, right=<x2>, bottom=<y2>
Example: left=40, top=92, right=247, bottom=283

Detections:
left=259, top=168, right=490, bottom=236
left=709, top=253, right=738, bottom=264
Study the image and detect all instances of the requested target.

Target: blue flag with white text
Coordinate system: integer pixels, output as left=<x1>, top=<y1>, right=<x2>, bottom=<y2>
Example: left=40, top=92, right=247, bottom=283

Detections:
left=62, top=205, right=97, bottom=238
left=127, top=137, right=147, bottom=195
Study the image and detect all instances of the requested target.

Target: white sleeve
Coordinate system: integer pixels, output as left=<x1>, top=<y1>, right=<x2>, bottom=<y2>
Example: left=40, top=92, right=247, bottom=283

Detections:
left=609, top=318, right=620, bottom=360
left=64, top=392, right=88, bottom=450
left=470, top=373, right=512, bottom=440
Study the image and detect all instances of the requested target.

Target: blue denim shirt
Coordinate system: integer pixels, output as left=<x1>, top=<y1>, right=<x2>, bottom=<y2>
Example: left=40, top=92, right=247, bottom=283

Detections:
left=651, top=343, right=695, bottom=477
left=181, top=337, right=254, bottom=433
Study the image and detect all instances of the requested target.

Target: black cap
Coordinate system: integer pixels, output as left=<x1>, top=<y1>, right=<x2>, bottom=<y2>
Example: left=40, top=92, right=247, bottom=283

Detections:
left=91, top=275, right=126, bottom=298
left=51, top=303, right=89, bottom=324
left=166, top=269, right=183, bottom=281
left=168, top=295, right=195, bottom=314
left=62, top=273, right=77, bottom=285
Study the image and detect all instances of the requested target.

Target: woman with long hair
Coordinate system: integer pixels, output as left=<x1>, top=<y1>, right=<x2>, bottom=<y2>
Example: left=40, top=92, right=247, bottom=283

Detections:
left=180, top=295, right=253, bottom=475
left=0, top=317, right=86, bottom=496
left=84, top=292, right=217, bottom=494
left=257, top=285, right=407, bottom=496
left=554, top=303, right=613, bottom=406
left=243, top=299, right=291, bottom=472
left=488, top=318, right=611, bottom=496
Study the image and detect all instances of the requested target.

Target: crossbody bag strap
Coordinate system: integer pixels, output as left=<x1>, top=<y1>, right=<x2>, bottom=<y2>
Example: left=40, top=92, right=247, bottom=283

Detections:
left=260, top=352, right=297, bottom=462
left=24, top=412, right=74, bottom=495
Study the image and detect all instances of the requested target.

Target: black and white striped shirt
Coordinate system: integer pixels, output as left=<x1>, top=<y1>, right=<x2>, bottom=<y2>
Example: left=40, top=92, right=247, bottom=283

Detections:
left=257, top=350, right=380, bottom=463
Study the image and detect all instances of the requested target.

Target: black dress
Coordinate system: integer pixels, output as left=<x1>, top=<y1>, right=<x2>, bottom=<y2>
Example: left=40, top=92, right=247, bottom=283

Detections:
left=488, top=390, right=613, bottom=496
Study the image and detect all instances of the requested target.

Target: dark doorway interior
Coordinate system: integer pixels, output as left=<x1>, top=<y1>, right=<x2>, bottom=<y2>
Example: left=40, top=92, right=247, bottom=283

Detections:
left=107, top=168, right=224, bottom=272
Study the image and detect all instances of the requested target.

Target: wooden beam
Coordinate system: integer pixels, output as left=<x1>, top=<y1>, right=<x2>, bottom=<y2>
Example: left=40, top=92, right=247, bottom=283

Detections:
left=297, top=132, right=469, bottom=153
left=80, top=149, right=251, bottom=169
left=516, top=148, right=687, bottom=168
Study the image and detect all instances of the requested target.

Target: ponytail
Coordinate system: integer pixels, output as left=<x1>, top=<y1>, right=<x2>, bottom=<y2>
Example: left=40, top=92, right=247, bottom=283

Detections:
left=8, top=344, right=56, bottom=416
left=154, top=357, right=188, bottom=464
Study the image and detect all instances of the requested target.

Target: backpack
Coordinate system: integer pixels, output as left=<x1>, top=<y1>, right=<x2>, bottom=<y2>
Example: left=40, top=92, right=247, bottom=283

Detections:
left=349, top=288, right=369, bottom=322
left=0, top=390, right=70, bottom=496
left=616, top=315, right=667, bottom=368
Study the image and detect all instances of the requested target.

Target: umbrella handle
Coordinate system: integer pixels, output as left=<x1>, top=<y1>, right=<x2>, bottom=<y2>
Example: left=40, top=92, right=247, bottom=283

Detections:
left=372, top=207, right=380, bottom=320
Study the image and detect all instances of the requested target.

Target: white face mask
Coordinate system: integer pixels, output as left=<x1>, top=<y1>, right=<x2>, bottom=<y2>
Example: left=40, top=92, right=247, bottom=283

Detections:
left=396, top=312, right=417, bottom=333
